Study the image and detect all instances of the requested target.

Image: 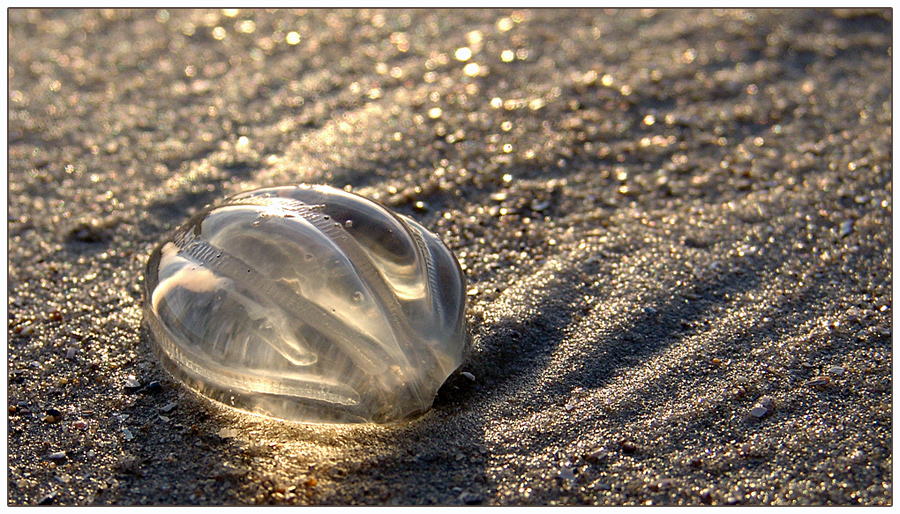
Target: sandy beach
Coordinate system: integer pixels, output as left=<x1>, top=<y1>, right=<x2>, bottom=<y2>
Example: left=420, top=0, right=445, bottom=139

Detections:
left=7, top=9, right=892, bottom=505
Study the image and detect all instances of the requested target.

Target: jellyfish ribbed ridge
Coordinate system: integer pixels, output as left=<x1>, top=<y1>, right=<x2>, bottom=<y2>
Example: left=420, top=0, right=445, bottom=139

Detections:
left=143, top=184, right=469, bottom=423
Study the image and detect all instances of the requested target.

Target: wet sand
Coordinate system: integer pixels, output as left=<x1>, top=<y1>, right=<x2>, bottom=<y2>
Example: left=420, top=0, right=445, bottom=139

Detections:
left=7, top=9, right=892, bottom=505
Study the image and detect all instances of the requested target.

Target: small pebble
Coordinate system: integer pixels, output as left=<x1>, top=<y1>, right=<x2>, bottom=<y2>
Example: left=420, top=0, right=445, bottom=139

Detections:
left=558, top=465, right=576, bottom=482
left=65, top=348, right=77, bottom=360
left=460, top=371, right=476, bottom=381
left=828, top=366, right=845, bottom=376
left=122, top=427, right=134, bottom=441
left=47, top=451, right=67, bottom=462
left=458, top=491, right=484, bottom=505
left=808, top=376, right=831, bottom=387
left=218, top=428, right=237, bottom=439
left=584, top=448, right=608, bottom=464
left=124, top=376, right=141, bottom=391
left=750, top=396, right=774, bottom=418
left=160, top=402, right=178, bottom=413
left=593, top=481, right=612, bottom=491
left=839, top=220, right=854, bottom=238
left=652, top=478, right=674, bottom=491
left=44, top=408, right=63, bottom=424
left=531, top=199, right=551, bottom=212
left=849, top=449, right=867, bottom=464
left=750, top=406, right=769, bottom=418
left=38, top=493, right=57, bottom=505
left=725, top=494, right=742, bottom=505
left=144, top=381, right=163, bottom=394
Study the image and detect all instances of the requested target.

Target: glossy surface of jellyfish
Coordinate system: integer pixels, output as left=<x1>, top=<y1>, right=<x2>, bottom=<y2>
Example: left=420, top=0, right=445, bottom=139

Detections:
left=143, top=185, right=469, bottom=423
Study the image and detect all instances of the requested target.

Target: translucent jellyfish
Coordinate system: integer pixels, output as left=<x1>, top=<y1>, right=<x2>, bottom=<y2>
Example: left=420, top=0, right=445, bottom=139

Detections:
left=143, top=185, right=469, bottom=423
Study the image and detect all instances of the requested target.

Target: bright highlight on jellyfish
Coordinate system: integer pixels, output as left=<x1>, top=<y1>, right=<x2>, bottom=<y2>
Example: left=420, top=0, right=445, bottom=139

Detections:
left=143, top=184, right=469, bottom=423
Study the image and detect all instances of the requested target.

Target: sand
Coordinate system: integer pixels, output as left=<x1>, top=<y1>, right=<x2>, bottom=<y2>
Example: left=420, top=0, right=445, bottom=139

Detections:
left=7, top=9, right=892, bottom=505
